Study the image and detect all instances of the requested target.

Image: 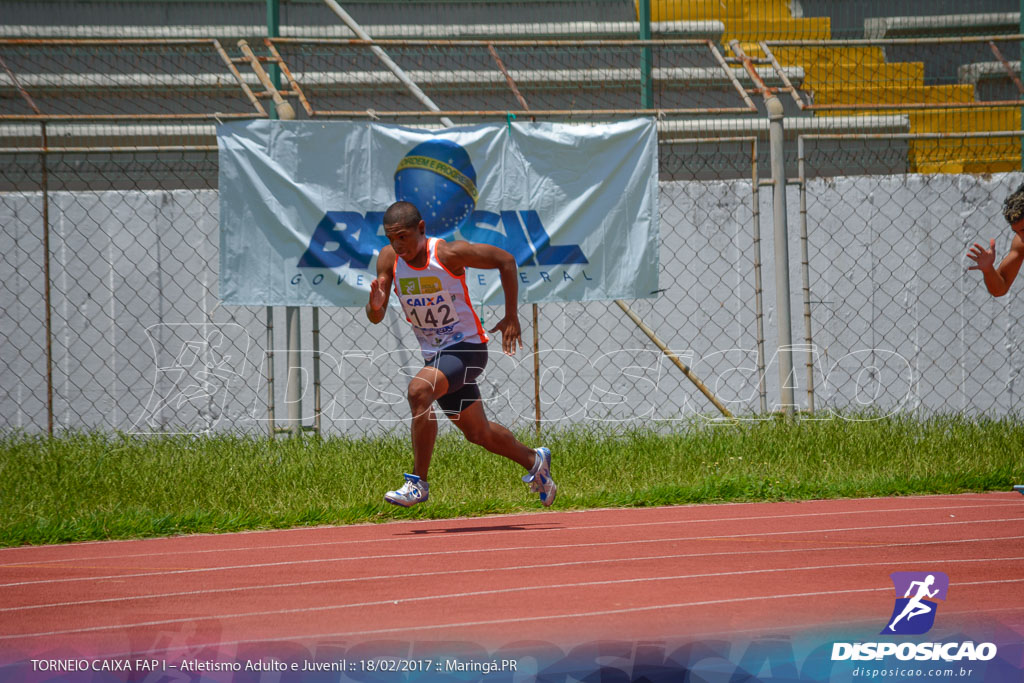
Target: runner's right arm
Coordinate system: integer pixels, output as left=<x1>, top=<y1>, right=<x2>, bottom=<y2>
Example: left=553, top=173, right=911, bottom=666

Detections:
left=366, top=246, right=397, bottom=324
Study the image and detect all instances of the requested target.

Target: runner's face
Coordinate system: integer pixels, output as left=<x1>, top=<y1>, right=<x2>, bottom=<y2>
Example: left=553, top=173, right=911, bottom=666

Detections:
left=385, top=222, right=426, bottom=261
left=1012, top=217, right=1024, bottom=240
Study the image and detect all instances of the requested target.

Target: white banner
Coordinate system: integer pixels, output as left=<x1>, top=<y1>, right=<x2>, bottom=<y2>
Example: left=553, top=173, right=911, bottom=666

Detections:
left=217, top=119, right=659, bottom=306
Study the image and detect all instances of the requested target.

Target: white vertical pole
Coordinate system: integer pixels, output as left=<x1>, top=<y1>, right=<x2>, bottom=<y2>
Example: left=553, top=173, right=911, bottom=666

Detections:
left=767, top=95, right=796, bottom=417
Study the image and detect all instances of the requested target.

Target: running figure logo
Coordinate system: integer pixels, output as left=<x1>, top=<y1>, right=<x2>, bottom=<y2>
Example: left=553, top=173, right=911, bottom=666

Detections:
left=882, top=572, right=949, bottom=635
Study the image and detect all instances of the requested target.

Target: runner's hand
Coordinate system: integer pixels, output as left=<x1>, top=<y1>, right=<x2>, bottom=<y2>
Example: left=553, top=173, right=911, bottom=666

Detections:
left=368, top=278, right=387, bottom=312
left=967, top=239, right=997, bottom=271
left=489, top=315, right=523, bottom=356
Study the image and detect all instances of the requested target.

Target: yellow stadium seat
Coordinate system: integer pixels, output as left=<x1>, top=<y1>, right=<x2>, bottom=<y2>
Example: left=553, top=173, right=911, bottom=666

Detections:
left=641, top=0, right=1022, bottom=172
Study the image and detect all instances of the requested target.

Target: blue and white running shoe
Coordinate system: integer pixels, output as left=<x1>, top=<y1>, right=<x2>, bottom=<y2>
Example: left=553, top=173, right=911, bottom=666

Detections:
left=384, top=473, right=429, bottom=507
left=523, top=447, right=557, bottom=507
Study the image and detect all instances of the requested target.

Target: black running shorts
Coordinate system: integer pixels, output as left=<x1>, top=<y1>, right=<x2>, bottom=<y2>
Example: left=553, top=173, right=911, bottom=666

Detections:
left=424, top=341, right=489, bottom=416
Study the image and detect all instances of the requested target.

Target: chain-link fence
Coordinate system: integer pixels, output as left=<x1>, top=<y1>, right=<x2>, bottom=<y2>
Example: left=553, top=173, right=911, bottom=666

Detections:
left=2, top=10, right=1024, bottom=434
left=0, top=138, right=771, bottom=434
left=797, top=136, right=1024, bottom=418
left=6, top=139, right=1023, bottom=434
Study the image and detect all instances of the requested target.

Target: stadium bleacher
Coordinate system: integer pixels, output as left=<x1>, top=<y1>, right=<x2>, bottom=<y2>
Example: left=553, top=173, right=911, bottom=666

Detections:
left=858, top=10, right=1021, bottom=173
left=0, top=20, right=725, bottom=40
left=647, top=1, right=1021, bottom=173
left=0, top=0, right=1019, bottom=175
left=959, top=60, right=1024, bottom=102
left=863, top=12, right=1018, bottom=39
left=794, top=0, right=1017, bottom=37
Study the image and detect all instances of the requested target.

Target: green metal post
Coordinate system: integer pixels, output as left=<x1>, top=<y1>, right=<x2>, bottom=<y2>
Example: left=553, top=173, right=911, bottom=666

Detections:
left=639, top=0, right=654, bottom=109
left=267, top=0, right=281, bottom=114
left=267, top=0, right=302, bottom=435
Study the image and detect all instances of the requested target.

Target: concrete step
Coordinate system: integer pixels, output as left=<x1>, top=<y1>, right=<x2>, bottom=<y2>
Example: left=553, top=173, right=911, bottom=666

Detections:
left=959, top=60, right=1023, bottom=87
left=771, top=46, right=888, bottom=67
left=911, top=136, right=1020, bottom=155
left=723, top=17, right=831, bottom=42
left=744, top=1, right=799, bottom=20
left=811, top=84, right=975, bottom=106
left=912, top=156, right=1021, bottom=174
left=822, top=107, right=1019, bottom=131
left=803, top=62, right=926, bottom=86
left=865, top=12, right=1019, bottom=39
left=647, top=0, right=751, bottom=21
left=907, top=107, right=1020, bottom=132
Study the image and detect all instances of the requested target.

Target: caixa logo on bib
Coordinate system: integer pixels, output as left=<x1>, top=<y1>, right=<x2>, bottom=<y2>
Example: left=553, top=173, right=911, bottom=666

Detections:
left=296, top=139, right=588, bottom=274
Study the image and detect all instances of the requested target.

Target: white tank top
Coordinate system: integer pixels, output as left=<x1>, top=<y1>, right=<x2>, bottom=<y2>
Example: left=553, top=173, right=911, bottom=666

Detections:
left=392, top=237, right=489, bottom=358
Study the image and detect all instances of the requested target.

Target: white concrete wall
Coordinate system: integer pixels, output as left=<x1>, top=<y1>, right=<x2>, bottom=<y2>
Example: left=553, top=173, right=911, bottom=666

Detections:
left=2, top=173, right=1022, bottom=434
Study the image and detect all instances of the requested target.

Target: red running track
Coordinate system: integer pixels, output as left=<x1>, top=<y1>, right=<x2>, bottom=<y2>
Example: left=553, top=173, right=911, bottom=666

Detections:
left=0, top=492, right=1022, bottom=663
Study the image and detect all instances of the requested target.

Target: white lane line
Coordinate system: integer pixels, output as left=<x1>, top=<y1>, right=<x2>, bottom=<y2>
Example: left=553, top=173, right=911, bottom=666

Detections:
left=1, top=517, right=1020, bottom=589
left=189, top=578, right=1024, bottom=641
left=1, top=500, right=1018, bottom=567
left=8, top=576, right=1019, bottom=645
left=4, top=537, right=1021, bottom=613
left=1, top=560, right=1020, bottom=641
left=1, top=491, right=1012, bottom=558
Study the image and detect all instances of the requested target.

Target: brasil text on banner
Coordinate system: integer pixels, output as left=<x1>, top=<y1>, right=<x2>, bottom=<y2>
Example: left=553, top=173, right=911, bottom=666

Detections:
left=217, top=119, right=659, bottom=307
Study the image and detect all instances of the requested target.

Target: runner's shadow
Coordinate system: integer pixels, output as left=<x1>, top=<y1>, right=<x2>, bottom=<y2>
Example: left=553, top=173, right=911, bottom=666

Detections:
left=403, top=522, right=560, bottom=535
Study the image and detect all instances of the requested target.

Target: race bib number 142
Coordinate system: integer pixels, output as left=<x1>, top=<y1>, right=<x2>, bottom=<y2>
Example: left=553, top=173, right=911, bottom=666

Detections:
left=402, top=290, right=460, bottom=330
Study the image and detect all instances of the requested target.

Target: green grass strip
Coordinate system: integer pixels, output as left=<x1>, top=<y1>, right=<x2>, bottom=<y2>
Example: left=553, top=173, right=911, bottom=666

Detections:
left=1, top=414, right=1021, bottom=547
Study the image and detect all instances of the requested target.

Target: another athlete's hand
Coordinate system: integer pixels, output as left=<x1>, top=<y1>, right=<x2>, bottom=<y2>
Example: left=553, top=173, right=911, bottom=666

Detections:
left=967, top=239, right=997, bottom=271
left=489, top=315, right=523, bottom=356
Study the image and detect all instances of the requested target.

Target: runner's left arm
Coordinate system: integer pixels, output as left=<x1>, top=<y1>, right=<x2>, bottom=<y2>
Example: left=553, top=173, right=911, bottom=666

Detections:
left=443, top=242, right=522, bottom=355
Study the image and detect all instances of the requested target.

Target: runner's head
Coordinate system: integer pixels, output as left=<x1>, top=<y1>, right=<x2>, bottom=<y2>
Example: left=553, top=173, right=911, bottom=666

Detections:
left=383, top=201, right=427, bottom=262
left=1002, top=182, right=1024, bottom=230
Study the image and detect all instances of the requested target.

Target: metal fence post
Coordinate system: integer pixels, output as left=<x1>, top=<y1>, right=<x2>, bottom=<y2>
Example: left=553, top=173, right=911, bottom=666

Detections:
left=797, top=136, right=816, bottom=413
left=259, top=1, right=305, bottom=437
left=730, top=40, right=797, bottom=417
left=750, top=139, right=768, bottom=414
left=267, top=0, right=281, bottom=116
left=486, top=42, right=544, bottom=431
left=286, top=305, right=302, bottom=436
left=265, top=1, right=279, bottom=438
left=312, top=306, right=321, bottom=436
left=41, top=122, right=53, bottom=436
left=266, top=307, right=275, bottom=439
left=767, top=95, right=796, bottom=417
left=638, top=0, right=654, bottom=109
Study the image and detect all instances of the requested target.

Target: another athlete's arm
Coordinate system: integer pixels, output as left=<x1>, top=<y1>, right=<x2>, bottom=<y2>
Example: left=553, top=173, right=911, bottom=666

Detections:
left=366, top=246, right=397, bottom=324
left=441, top=241, right=522, bottom=355
left=967, top=232, right=1024, bottom=297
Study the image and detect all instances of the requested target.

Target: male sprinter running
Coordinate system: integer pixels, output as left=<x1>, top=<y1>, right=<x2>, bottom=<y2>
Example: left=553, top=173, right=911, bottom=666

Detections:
left=366, top=201, right=556, bottom=508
